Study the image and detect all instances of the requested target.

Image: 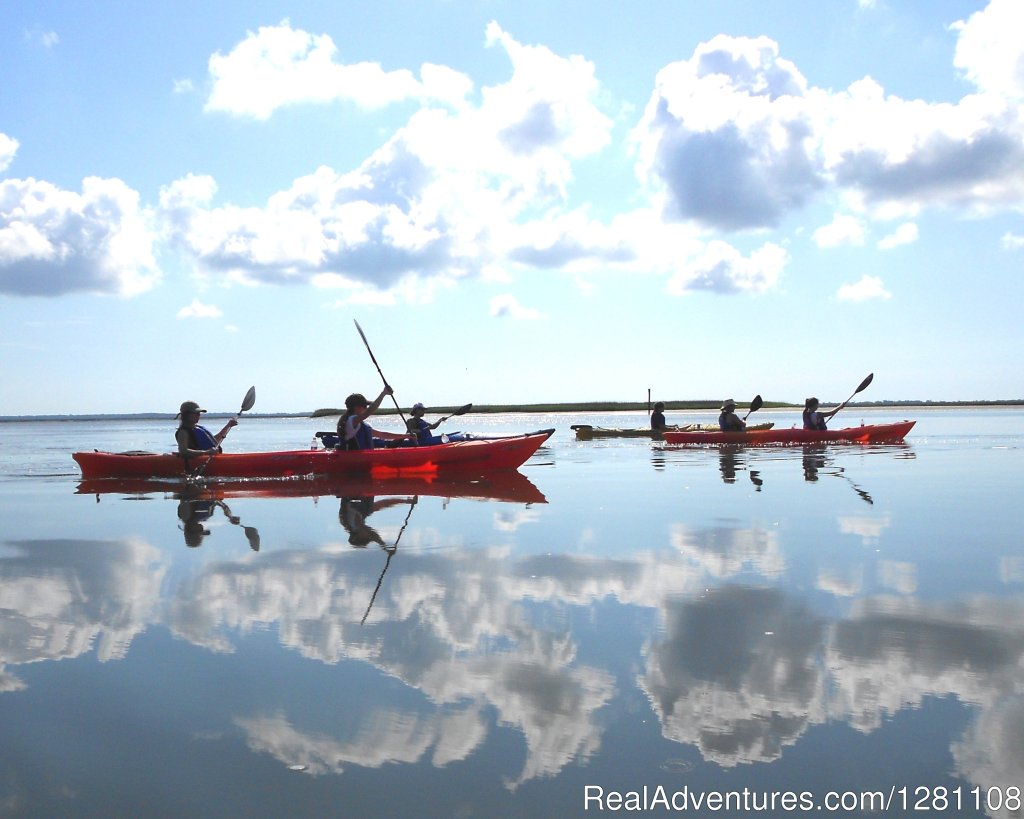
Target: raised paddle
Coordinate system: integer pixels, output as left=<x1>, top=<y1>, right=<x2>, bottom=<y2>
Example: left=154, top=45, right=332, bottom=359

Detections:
left=189, top=385, right=256, bottom=482
left=833, top=373, right=874, bottom=418
left=353, top=320, right=408, bottom=427
left=742, top=394, right=763, bottom=421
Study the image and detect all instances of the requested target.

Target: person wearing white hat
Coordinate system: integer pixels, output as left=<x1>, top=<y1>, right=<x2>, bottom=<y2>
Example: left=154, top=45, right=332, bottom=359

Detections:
left=406, top=402, right=447, bottom=445
left=718, top=399, right=746, bottom=432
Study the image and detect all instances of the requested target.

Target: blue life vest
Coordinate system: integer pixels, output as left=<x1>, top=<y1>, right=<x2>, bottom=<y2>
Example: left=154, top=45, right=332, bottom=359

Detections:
left=182, top=425, right=218, bottom=450
left=410, top=417, right=433, bottom=444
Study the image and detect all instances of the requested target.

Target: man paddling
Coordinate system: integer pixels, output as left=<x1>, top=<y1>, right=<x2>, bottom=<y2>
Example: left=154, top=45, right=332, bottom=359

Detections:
left=406, top=402, right=446, bottom=445
left=718, top=399, right=746, bottom=432
left=651, top=402, right=669, bottom=431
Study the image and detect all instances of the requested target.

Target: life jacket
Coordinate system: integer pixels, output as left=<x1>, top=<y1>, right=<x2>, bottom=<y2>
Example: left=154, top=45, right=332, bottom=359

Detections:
left=341, top=414, right=374, bottom=450
left=719, top=412, right=743, bottom=432
left=802, top=410, right=827, bottom=431
left=409, top=417, right=432, bottom=444
left=179, top=424, right=219, bottom=450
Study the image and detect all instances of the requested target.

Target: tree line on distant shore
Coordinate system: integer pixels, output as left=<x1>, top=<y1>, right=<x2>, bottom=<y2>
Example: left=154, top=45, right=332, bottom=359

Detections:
left=309, top=398, right=1024, bottom=418
left=3, top=398, right=1019, bottom=423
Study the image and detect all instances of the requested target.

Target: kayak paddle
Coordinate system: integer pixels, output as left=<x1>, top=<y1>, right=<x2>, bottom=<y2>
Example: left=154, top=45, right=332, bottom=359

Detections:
left=833, top=373, right=873, bottom=418
left=354, top=319, right=409, bottom=427
left=742, top=394, right=763, bottom=421
left=361, top=496, right=417, bottom=625
left=190, top=385, right=256, bottom=482
left=440, top=403, right=472, bottom=423
left=217, top=500, right=262, bottom=550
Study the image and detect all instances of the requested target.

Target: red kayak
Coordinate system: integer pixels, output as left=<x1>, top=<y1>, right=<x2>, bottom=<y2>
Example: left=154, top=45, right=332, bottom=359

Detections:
left=662, top=421, right=916, bottom=446
left=73, top=429, right=555, bottom=480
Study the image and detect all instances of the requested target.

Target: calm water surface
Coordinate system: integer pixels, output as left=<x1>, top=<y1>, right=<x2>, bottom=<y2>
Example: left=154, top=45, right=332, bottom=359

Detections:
left=1, top=408, right=1022, bottom=817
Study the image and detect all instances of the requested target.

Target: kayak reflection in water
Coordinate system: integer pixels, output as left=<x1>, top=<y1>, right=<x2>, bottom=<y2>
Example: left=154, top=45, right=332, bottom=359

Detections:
left=175, top=400, right=237, bottom=458
left=177, top=491, right=260, bottom=550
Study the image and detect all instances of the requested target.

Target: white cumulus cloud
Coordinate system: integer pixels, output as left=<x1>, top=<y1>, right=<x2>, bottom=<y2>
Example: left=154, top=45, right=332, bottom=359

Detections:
left=837, top=274, right=891, bottom=302
left=814, top=215, right=865, bottom=248
left=667, top=241, right=787, bottom=295
left=176, top=299, right=223, bottom=319
left=0, top=133, right=17, bottom=172
left=0, top=176, right=159, bottom=297
left=205, top=20, right=447, bottom=119
left=878, top=222, right=918, bottom=249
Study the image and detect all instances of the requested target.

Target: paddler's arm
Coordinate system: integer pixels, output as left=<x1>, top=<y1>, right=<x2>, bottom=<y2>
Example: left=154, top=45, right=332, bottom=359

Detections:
left=822, top=402, right=847, bottom=420
left=358, top=385, right=393, bottom=422
left=213, top=417, right=238, bottom=445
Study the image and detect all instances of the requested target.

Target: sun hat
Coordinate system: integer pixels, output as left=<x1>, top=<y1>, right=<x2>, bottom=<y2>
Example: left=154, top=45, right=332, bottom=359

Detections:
left=176, top=400, right=206, bottom=418
left=721, top=398, right=737, bottom=411
left=413, top=402, right=426, bottom=411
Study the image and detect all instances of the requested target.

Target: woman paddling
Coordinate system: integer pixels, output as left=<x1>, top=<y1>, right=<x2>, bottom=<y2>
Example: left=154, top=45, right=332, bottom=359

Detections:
left=175, top=400, right=237, bottom=458
left=802, top=397, right=846, bottom=430
left=338, top=387, right=414, bottom=450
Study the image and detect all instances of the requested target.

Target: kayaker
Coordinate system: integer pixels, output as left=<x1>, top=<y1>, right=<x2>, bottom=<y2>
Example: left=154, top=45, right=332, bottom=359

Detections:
left=406, top=402, right=445, bottom=445
left=175, top=400, right=237, bottom=458
left=718, top=399, right=746, bottom=432
left=651, top=402, right=668, bottom=431
left=338, top=387, right=414, bottom=450
left=802, top=397, right=845, bottom=430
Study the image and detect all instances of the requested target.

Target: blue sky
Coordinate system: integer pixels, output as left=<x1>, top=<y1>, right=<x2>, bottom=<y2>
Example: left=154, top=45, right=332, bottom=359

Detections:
left=2, top=0, right=1022, bottom=415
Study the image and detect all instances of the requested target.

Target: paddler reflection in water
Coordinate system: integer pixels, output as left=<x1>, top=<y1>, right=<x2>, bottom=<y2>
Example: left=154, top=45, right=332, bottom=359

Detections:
left=176, top=490, right=260, bottom=551
left=338, top=496, right=415, bottom=550
left=337, top=388, right=415, bottom=450
left=175, top=400, right=237, bottom=458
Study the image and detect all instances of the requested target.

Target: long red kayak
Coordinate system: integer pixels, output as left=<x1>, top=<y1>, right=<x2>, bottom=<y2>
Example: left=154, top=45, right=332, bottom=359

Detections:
left=73, top=429, right=555, bottom=480
left=662, top=421, right=915, bottom=446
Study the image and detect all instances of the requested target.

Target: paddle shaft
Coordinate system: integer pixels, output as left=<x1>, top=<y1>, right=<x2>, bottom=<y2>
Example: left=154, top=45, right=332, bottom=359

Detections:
left=354, top=320, right=408, bottom=425
left=831, top=373, right=874, bottom=419
left=361, top=498, right=416, bottom=624
left=190, top=386, right=256, bottom=481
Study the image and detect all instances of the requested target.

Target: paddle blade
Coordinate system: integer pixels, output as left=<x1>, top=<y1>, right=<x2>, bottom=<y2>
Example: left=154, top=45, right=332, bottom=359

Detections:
left=742, top=394, right=763, bottom=420
left=855, top=373, right=874, bottom=394
left=240, top=385, right=256, bottom=414
left=353, top=319, right=370, bottom=348
left=450, top=403, right=472, bottom=417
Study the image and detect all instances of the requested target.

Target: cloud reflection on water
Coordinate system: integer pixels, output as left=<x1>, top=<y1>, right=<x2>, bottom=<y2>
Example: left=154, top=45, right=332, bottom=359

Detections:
left=1, top=512, right=1023, bottom=795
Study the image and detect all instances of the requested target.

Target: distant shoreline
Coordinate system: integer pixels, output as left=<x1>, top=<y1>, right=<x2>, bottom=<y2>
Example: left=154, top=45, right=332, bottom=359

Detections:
left=2, top=399, right=1022, bottom=423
